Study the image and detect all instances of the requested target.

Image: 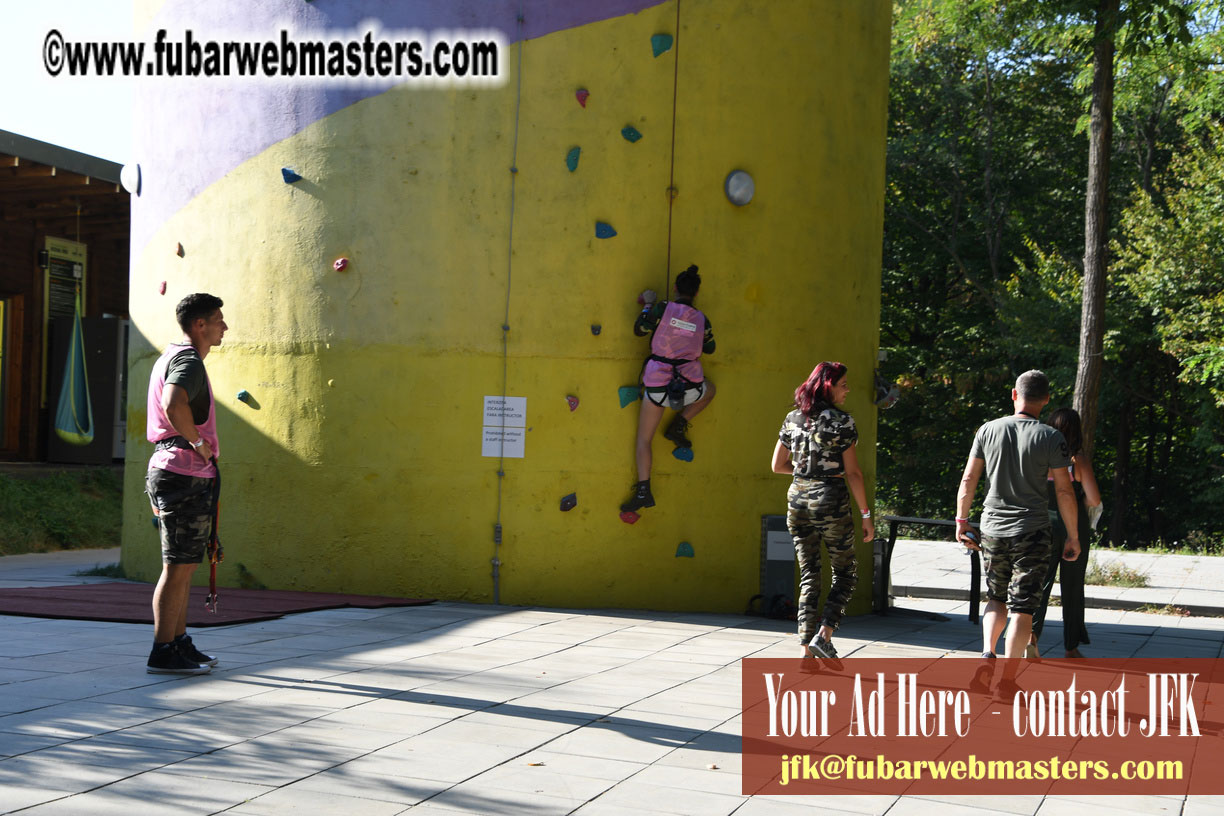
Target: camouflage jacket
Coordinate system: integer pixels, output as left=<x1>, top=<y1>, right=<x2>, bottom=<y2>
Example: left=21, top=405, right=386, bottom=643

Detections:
left=778, top=406, right=857, bottom=478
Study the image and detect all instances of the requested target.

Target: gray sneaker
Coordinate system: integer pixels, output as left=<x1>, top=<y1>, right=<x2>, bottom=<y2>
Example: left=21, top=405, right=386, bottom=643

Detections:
left=807, top=636, right=839, bottom=660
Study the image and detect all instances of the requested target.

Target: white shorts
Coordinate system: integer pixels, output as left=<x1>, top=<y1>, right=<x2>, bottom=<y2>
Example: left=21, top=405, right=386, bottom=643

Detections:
left=644, top=381, right=706, bottom=408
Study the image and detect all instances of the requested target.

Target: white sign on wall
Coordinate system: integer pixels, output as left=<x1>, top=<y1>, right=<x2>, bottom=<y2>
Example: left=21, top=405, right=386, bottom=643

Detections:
left=482, top=396, right=526, bottom=458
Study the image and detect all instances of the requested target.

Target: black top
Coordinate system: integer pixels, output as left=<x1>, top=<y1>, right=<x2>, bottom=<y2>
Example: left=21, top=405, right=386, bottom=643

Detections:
left=165, top=346, right=211, bottom=425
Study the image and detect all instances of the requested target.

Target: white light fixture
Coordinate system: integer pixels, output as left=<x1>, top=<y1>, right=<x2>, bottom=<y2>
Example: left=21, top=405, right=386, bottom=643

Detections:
left=724, top=169, right=754, bottom=206
left=120, top=163, right=141, bottom=196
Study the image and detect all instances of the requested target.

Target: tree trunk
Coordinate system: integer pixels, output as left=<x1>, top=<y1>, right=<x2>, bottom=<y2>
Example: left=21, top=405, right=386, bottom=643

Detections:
left=1072, top=0, right=1119, bottom=458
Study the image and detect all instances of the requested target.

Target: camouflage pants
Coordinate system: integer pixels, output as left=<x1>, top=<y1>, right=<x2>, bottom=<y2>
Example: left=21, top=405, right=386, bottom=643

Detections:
left=787, top=477, right=857, bottom=643
left=982, top=528, right=1052, bottom=615
left=146, top=468, right=215, bottom=565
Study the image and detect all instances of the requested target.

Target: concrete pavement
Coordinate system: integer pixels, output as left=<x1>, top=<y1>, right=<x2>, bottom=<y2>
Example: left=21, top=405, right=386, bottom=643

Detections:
left=1, top=545, right=1222, bottom=815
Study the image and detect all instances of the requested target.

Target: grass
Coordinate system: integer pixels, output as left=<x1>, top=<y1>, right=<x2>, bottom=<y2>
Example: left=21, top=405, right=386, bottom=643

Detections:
left=1135, top=604, right=1192, bottom=617
left=1085, top=559, right=1150, bottom=588
left=0, top=469, right=123, bottom=556
left=73, top=562, right=127, bottom=579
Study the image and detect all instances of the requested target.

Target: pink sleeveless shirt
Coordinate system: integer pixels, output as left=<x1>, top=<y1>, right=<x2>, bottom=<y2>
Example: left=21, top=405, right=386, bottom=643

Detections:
left=643, top=301, right=705, bottom=387
left=147, top=344, right=218, bottom=478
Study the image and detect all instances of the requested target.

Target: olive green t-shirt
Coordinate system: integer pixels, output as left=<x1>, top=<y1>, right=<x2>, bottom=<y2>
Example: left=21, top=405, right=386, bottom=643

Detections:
left=969, top=415, right=1070, bottom=537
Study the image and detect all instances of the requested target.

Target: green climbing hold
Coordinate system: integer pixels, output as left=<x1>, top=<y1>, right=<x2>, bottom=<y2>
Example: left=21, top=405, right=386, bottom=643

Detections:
left=651, top=34, right=673, bottom=57
left=566, top=147, right=580, bottom=172
left=675, top=541, right=694, bottom=558
left=618, top=386, right=642, bottom=408
left=621, top=126, right=642, bottom=143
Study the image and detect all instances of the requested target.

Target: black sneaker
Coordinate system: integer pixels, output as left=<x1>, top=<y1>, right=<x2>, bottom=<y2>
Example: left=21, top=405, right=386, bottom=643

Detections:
left=176, top=634, right=219, bottom=667
left=663, top=416, right=691, bottom=449
left=146, top=642, right=211, bottom=675
left=620, top=481, right=655, bottom=513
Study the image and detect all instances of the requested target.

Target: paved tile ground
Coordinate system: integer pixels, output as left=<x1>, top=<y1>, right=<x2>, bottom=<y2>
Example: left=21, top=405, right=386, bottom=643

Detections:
left=0, top=546, right=1221, bottom=815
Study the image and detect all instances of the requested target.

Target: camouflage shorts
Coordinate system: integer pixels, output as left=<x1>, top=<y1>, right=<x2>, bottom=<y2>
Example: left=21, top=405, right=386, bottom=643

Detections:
left=982, top=528, right=1053, bottom=615
left=146, top=468, right=214, bottom=565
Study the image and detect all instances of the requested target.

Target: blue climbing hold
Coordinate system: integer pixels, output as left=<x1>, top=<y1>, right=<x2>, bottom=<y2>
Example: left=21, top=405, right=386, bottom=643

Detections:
left=236, top=389, right=252, bottom=405
left=566, top=147, right=580, bottom=172
left=618, top=386, right=642, bottom=408
left=560, top=493, right=577, bottom=512
left=281, top=167, right=302, bottom=184
left=651, top=34, right=674, bottom=57
left=621, top=126, right=642, bottom=143
left=596, top=222, right=617, bottom=239
left=675, top=541, right=694, bottom=558
left=672, top=447, right=694, bottom=462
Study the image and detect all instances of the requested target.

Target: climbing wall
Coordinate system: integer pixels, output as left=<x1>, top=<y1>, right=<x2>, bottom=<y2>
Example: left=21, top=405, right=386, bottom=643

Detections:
left=121, top=0, right=890, bottom=614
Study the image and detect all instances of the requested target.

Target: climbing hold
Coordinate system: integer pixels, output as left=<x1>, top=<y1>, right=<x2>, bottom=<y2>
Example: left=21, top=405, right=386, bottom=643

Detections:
left=281, top=167, right=303, bottom=184
left=576, top=88, right=589, bottom=107
left=566, top=395, right=579, bottom=411
left=651, top=34, right=674, bottom=57
left=333, top=257, right=349, bottom=272
left=327, top=379, right=335, bottom=387
left=618, top=386, right=641, bottom=408
left=620, top=510, right=640, bottom=525
left=675, top=541, right=694, bottom=558
left=595, top=222, right=617, bottom=239
left=236, top=390, right=252, bottom=405
left=590, top=324, right=601, bottom=336
left=150, top=515, right=158, bottom=530
left=158, top=281, right=166, bottom=295
left=621, top=126, right=642, bottom=143
left=672, top=447, right=694, bottom=462
left=175, top=242, right=184, bottom=258
left=565, top=147, right=580, bottom=173
left=560, top=493, right=577, bottom=512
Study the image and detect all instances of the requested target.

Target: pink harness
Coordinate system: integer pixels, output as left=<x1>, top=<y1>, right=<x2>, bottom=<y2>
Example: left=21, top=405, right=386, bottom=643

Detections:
left=643, top=301, right=705, bottom=387
left=147, top=344, right=218, bottom=478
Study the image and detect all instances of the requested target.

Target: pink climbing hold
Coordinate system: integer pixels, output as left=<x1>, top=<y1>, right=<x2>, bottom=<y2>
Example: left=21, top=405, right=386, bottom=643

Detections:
left=333, top=257, right=349, bottom=272
left=566, top=395, right=579, bottom=411
left=620, top=510, right=640, bottom=525
left=576, top=89, right=589, bottom=108
left=159, top=281, right=167, bottom=295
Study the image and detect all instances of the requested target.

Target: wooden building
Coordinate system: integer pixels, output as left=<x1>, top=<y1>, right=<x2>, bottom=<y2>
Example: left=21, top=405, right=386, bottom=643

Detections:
left=0, top=130, right=130, bottom=462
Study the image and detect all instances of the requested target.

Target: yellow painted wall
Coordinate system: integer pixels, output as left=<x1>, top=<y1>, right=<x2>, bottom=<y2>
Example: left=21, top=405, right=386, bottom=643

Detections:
left=122, top=0, right=890, bottom=615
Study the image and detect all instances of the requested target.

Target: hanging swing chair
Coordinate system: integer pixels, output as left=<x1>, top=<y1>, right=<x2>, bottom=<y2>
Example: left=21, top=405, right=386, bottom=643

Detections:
left=54, top=288, right=94, bottom=446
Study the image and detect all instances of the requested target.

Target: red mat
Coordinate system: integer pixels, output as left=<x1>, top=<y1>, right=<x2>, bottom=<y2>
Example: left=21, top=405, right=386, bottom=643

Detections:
left=0, top=582, right=434, bottom=626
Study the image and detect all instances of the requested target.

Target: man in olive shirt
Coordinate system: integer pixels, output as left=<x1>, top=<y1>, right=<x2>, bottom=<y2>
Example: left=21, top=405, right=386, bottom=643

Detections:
left=955, top=370, right=1080, bottom=659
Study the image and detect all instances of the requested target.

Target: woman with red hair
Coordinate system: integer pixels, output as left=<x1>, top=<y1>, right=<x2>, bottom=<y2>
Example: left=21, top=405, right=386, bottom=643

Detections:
left=771, top=361, right=874, bottom=660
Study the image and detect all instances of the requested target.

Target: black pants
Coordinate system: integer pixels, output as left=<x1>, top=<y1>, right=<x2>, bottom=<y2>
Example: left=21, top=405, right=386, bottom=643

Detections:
left=1032, top=496, right=1090, bottom=652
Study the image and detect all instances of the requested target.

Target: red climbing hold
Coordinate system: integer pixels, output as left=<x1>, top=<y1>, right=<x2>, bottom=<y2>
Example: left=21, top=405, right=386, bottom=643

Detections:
left=576, top=89, right=590, bottom=108
left=566, top=395, right=579, bottom=411
left=333, top=258, right=349, bottom=272
left=159, top=281, right=167, bottom=295
left=620, top=510, right=640, bottom=525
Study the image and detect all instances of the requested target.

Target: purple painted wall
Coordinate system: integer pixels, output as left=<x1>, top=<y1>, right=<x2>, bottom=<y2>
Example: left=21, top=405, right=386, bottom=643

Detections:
left=132, top=0, right=667, bottom=250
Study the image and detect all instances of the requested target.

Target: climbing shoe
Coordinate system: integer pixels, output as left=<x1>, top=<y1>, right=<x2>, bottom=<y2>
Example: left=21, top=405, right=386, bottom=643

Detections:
left=663, top=416, right=691, bottom=449
left=620, top=481, right=655, bottom=513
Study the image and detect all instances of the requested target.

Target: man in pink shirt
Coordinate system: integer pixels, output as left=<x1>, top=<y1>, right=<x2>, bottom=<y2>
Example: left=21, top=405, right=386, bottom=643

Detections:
left=144, top=293, right=227, bottom=674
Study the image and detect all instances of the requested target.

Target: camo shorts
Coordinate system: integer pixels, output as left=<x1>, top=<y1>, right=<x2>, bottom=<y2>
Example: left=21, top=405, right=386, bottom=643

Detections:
left=982, top=528, right=1053, bottom=615
left=146, top=468, right=214, bottom=565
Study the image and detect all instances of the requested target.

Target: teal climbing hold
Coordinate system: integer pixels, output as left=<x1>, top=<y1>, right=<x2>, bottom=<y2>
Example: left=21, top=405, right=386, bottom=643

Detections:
left=566, top=147, right=580, bottom=172
left=621, top=126, right=642, bottom=143
left=618, top=386, right=641, bottom=408
left=596, top=222, right=617, bottom=239
left=651, top=34, right=673, bottom=57
left=672, top=447, right=694, bottom=462
left=281, top=168, right=302, bottom=184
left=675, top=541, right=694, bottom=558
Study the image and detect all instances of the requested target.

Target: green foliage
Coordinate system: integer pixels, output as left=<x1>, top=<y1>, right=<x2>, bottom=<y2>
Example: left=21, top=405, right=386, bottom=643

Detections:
left=1085, top=558, right=1150, bottom=587
left=0, top=469, right=123, bottom=555
left=1118, top=125, right=1224, bottom=404
left=881, top=0, right=1224, bottom=550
